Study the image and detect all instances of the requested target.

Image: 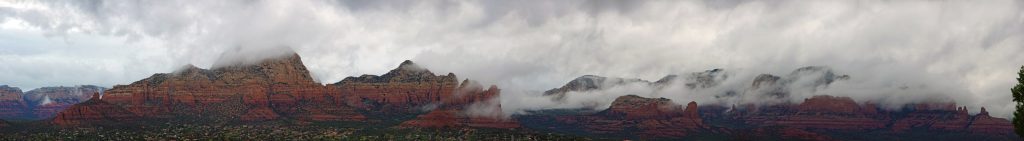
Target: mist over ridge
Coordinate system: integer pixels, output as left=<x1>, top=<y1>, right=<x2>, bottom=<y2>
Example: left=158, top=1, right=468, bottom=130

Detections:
left=0, top=0, right=1021, bottom=119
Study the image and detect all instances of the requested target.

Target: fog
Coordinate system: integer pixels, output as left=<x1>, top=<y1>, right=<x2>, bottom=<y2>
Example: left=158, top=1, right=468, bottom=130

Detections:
left=0, top=0, right=1022, bottom=118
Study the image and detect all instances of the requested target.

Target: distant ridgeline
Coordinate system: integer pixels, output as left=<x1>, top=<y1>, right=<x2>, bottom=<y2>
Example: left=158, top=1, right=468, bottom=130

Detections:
left=0, top=85, right=106, bottom=120
left=0, top=51, right=1017, bottom=140
left=525, top=67, right=1016, bottom=140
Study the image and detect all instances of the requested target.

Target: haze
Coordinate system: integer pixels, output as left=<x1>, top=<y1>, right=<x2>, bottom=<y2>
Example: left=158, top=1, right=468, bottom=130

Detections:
left=0, top=0, right=1022, bottom=118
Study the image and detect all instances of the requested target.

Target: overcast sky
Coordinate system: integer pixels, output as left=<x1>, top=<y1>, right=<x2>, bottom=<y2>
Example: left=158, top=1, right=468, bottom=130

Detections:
left=1, top=0, right=1022, bottom=117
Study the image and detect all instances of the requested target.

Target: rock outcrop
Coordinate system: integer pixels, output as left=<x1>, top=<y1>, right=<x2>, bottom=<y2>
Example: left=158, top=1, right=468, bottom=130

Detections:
left=331, top=60, right=461, bottom=112
left=532, top=70, right=1015, bottom=139
left=967, top=107, right=1015, bottom=135
left=333, top=61, right=517, bottom=128
left=551, top=95, right=706, bottom=138
left=33, top=55, right=1015, bottom=140
left=23, top=85, right=106, bottom=119
left=0, top=85, right=27, bottom=119
left=727, top=95, right=1016, bottom=137
left=52, top=52, right=511, bottom=128
left=63, top=52, right=364, bottom=124
left=731, top=95, right=888, bottom=130
left=52, top=93, right=138, bottom=126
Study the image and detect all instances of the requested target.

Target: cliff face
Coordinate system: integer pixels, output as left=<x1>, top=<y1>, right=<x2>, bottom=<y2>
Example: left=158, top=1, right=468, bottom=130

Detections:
left=968, top=108, right=1015, bottom=135
left=399, top=82, right=519, bottom=129
left=726, top=95, right=1016, bottom=137
left=0, top=85, right=27, bottom=119
left=731, top=95, right=888, bottom=130
left=23, top=85, right=106, bottom=119
left=549, top=95, right=706, bottom=138
left=33, top=55, right=1015, bottom=139
left=52, top=93, right=138, bottom=126
left=534, top=72, right=1016, bottom=139
left=332, top=60, right=517, bottom=128
left=52, top=53, right=512, bottom=128
left=332, top=60, right=461, bottom=112
left=69, top=53, right=364, bottom=123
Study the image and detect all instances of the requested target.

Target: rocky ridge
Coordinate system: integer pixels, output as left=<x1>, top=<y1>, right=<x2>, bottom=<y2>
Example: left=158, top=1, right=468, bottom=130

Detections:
left=332, top=60, right=517, bottom=128
left=52, top=93, right=138, bottom=126
left=92, top=53, right=363, bottom=122
left=5, top=53, right=1015, bottom=139
left=23, top=85, right=106, bottom=119
left=548, top=95, right=708, bottom=139
left=51, top=52, right=512, bottom=128
left=0, top=85, right=109, bottom=120
left=0, top=85, right=26, bottom=119
left=534, top=70, right=1016, bottom=139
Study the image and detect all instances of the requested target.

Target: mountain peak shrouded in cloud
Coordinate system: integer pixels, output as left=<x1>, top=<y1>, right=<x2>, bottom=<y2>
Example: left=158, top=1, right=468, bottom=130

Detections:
left=542, top=75, right=654, bottom=101
left=211, top=46, right=300, bottom=69
left=525, top=66, right=974, bottom=117
left=338, top=59, right=455, bottom=84
left=0, top=0, right=1021, bottom=139
left=0, top=0, right=1022, bottom=119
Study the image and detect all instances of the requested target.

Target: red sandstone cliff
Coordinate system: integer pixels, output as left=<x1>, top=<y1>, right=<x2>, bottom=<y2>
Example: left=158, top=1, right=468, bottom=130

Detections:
left=332, top=61, right=516, bottom=128
left=399, top=81, right=519, bottom=129
left=52, top=53, right=512, bottom=128
left=52, top=93, right=138, bottom=126
left=731, top=95, right=889, bottom=130
left=62, top=52, right=364, bottom=124
left=532, top=72, right=1011, bottom=138
left=968, top=107, right=1015, bottom=135
left=727, top=95, right=1015, bottom=136
left=331, top=60, right=461, bottom=112
left=0, top=85, right=27, bottom=119
left=23, top=85, right=106, bottom=119
left=552, top=95, right=707, bottom=138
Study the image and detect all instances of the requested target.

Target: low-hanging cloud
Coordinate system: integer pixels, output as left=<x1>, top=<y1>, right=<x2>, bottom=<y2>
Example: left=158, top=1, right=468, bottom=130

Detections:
left=0, top=0, right=1022, bottom=118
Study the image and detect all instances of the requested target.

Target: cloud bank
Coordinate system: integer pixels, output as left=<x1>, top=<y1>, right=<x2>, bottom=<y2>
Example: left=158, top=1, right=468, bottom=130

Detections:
left=0, top=0, right=1022, bottom=118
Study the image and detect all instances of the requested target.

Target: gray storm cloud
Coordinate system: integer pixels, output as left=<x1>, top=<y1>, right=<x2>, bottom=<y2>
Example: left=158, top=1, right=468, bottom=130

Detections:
left=0, top=0, right=1022, bottom=118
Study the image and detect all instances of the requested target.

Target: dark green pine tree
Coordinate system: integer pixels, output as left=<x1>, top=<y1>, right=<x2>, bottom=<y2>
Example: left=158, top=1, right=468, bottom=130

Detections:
left=1014, top=65, right=1024, bottom=137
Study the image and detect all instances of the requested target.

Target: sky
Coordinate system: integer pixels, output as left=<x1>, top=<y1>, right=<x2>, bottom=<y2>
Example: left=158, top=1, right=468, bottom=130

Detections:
left=0, top=0, right=1022, bottom=118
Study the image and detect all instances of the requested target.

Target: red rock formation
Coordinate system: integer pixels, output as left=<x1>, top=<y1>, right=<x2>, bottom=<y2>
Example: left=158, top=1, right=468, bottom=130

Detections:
left=332, top=60, right=518, bottom=128
left=606, top=95, right=685, bottom=120
left=23, top=85, right=106, bottom=119
left=401, top=109, right=460, bottom=128
left=726, top=95, right=1015, bottom=137
left=531, top=73, right=1013, bottom=139
left=797, top=95, right=861, bottom=113
left=400, top=100, right=519, bottom=129
left=52, top=93, right=138, bottom=126
left=54, top=55, right=505, bottom=127
left=0, top=85, right=27, bottom=119
left=553, top=95, right=706, bottom=138
left=332, top=60, right=461, bottom=112
left=968, top=107, right=1015, bottom=135
left=397, top=78, right=519, bottom=129
left=742, top=95, right=888, bottom=130
left=67, top=52, right=364, bottom=124
left=890, top=103, right=972, bottom=132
